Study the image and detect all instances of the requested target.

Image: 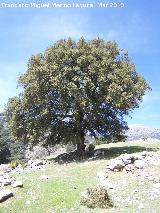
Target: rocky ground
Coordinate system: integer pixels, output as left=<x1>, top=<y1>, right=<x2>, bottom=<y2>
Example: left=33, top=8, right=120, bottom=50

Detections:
left=0, top=159, right=51, bottom=202
left=0, top=140, right=160, bottom=212
left=82, top=150, right=160, bottom=212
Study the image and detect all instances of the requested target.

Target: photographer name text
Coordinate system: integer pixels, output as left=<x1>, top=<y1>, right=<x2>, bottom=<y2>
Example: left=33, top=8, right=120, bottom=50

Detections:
left=0, top=2, right=125, bottom=9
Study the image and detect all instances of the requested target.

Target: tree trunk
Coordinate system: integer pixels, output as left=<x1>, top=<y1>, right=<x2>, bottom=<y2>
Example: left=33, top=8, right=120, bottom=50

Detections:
left=76, top=131, right=86, bottom=156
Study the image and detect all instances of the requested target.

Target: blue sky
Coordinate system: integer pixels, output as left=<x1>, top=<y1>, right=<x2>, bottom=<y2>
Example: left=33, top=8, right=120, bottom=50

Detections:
left=0, top=0, right=160, bottom=127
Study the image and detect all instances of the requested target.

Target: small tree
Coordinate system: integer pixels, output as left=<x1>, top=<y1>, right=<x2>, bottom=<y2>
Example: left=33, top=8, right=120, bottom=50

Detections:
left=5, top=38, right=150, bottom=155
left=0, top=113, right=27, bottom=163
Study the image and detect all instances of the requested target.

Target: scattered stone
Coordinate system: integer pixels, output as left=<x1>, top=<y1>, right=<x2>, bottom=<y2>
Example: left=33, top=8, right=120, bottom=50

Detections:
left=134, top=160, right=145, bottom=169
left=26, top=200, right=31, bottom=205
left=97, top=171, right=108, bottom=181
left=12, top=181, right=23, bottom=188
left=153, top=183, right=160, bottom=189
left=26, top=191, right=32, bottom=196
left=81, top=189, right=90, bottom=199
left=138, top=203, right=144, bottom=209
left=0, top=189, right=13, bottom=202
left=98, top=179, right=113, bottom=189
left=0, top=176, right=12, bottom=186
left=122, top=159, right=132, bottom=165
left=27, top=159, right=49, bottom=171
left=133, top=189, right=139, bottom=193
left=39, top=175, right=49, bottom=180
left=148, top=176, right=154, bottom=181
left=0, top=164, right=12, bottom=174
left=108, top=159, right=125, bottom=171
left=154, top=178, right=160, bottom=183
left=125, top=164, right=135, bottom=172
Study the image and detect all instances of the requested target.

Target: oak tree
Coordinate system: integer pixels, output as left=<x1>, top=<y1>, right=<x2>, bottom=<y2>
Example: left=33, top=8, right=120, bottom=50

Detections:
left=5, top=38, right=150, bottom=155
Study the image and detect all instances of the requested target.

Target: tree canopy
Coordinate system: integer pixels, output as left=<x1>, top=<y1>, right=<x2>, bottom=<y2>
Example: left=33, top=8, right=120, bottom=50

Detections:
left=5, top=38, right=150, bottom=154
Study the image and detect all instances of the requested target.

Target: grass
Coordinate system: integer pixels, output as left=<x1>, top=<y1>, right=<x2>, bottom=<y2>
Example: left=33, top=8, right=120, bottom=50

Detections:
left=0, top=139, right=160, bottom=213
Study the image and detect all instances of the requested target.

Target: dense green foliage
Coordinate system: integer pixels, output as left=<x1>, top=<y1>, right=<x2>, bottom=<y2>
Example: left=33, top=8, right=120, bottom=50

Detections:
left=0, top=114, right=27, bottom=164
left=0, top=115, right=10, bottom=163
left=5, top=38, right=150, bottom=153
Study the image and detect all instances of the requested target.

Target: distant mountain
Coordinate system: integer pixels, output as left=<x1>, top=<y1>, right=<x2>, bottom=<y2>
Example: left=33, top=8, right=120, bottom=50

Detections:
left=125, top=124, right=160, bottom=141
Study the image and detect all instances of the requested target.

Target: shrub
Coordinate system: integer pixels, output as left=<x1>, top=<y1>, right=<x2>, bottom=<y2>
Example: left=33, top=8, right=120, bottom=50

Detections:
left=25, top=145, right=49, bottom=160
left=10, top=159, right=27, bottom=169
left=9, top=141, right=27, bottom=162
left=81, top=186, right=113, bottom=209
left=10, top=159, right=21, bottom=169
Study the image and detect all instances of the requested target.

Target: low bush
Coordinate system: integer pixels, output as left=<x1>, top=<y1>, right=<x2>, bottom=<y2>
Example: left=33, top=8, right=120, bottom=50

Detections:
left=9, top=141, right=27, bottom=162
left=81, top=186, right=113, bottom=209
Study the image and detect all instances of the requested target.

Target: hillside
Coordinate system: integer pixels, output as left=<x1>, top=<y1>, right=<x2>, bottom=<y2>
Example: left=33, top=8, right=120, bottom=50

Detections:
left=125, top=124, right=160, bottom=141
left=0, top=140, right=160, bottom=212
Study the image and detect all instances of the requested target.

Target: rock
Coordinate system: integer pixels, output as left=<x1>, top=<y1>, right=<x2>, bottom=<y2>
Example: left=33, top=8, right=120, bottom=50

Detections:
left=119, top=153, right=135, bottom=161
left=3, top=179, right=12, bottom=186
left=153, top=183, right=160, bottom=189
left=35, top=160, right=44, bottom=166
left=81, top=189, right=90, bottom=199
left=154, top=178, right=160, bottom=183
left=141, top=151, right=148, bottom=156
left=0, top=164, right=12, bottom=173
left=39, top=175, right=48, bottom=180
left=94, top=149, right=105, bottom=156
left=27, top=159, right=49, bottom=171
left=120, top=154, right=132, bottom=160
left=148, top=176, right=154, bottom=181
left=0, top=176, right=12, bottom=186
left=133, top=189, right=139, bottom=193
left=138, top=203, right=144, bottom=209
left=122, top=159, right=132, bottom=165
left=0, top=189, right=13, bottom=202
left=108, top=159, right=125, bottom=171
left=98, top=180, right=113, bottom=189
left=26, top=200, right=31, bottom=205
left=125, top=164, right=135, bottom=172
left=97, top=171, right=108, bottom=181
left=134, top=160, right=145, bottom=169
left=12, top=181, right=23, bottom=188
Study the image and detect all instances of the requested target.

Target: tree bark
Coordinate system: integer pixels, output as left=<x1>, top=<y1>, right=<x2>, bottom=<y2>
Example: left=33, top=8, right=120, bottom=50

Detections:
left=76, top=130, right=86, bottom=156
